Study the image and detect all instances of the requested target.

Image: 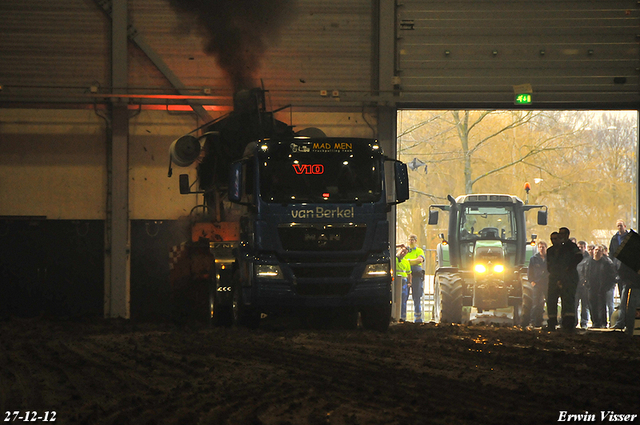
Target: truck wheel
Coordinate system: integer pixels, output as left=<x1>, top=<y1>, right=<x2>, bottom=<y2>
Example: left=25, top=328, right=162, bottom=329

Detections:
left=519, top=280, right=533, bottom=327
left=211, top=268, right=234, bottom=327
left=232, top=277, right=260, bottom=329
left=360, top=303, right=391, bottom=332
left=436, top=273, right=464, bottom=324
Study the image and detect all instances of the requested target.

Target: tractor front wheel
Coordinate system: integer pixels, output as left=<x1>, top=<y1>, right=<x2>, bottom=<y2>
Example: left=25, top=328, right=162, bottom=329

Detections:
left=435, top=272, right=464, bottom=324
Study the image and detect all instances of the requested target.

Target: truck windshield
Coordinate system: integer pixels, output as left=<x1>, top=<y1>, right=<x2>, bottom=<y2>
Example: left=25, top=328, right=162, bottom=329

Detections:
left=258, top=140, right=383, bottom=204
left=460, top=205, right=517, bottom=240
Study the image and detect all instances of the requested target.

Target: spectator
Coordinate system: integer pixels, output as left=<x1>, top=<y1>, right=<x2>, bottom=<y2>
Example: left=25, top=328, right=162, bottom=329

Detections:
left=621, top=271, right=640, bottom=336
left=405, top=235, right=426, bottom=323
left=600, top=244, right=615, bottom=327
left=395, top=245, right=411, bottom=323
left=586, top=245, right=617, bottom=328
left=546, top=232, right=561, bottom=330
left=547, top=227, right=582, bottom=332
left=575, top=240, right=591, bottom=329
left=609, top=220, right=630, bottom=329
left=527, top=240, right=549, bottom=327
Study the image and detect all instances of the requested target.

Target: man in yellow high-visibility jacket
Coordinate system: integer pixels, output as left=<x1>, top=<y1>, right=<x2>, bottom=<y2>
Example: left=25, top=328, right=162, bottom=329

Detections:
left=405, top=234, right=426, bottom=323
left=396, top=245, right=412, bottom=322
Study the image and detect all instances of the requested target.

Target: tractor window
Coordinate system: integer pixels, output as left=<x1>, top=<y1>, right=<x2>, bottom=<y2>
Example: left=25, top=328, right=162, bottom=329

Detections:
left=459, top=206, right=516, bottom=241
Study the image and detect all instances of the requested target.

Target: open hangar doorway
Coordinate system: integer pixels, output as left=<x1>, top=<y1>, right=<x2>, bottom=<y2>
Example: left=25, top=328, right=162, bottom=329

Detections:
left=394, top=109, right=638, bottom=325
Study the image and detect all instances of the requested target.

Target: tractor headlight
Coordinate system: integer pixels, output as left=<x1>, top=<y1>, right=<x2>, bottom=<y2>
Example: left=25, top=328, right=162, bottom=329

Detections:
left=255, top=264, right=283, bottom=279
left=362, top=263, right=390, bottom=278
left=474, top=264, right=487, bottom=274
left=474, top=263, right=504, bottom=274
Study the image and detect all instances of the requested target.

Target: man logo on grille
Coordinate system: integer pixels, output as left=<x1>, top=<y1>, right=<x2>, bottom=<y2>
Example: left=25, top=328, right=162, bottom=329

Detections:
left=304, top=232, right=341, bottom=246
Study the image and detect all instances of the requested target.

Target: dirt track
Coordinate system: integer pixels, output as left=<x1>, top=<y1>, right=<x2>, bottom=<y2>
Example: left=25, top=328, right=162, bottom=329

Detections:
left=1, top=317, right=639, bottom=425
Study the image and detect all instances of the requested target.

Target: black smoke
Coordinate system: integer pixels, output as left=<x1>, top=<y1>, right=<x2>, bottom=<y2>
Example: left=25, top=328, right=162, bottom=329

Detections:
left=168, top=0, right=296, bottom=91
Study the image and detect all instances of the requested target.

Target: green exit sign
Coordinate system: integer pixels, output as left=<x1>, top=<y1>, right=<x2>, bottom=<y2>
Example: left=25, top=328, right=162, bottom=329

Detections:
left=515, top=93, right=532, bottom=105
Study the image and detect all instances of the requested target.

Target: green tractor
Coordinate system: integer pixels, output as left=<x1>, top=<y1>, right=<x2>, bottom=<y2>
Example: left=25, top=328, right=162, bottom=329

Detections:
left=428, top=194, right=547, bottom=325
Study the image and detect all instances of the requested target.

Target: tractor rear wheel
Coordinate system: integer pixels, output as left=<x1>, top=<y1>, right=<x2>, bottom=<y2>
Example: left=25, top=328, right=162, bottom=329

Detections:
left=435, top=272, right=464, bottom=324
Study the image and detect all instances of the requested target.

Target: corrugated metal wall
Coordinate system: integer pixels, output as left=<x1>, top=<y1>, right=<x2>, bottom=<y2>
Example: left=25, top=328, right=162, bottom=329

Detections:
left=0, top=0, right=375, bottom=106
left=129, top=0, right=374, bottom=97
left=0, top=0, right=110, bottom=100
left=396, top=0, right=640, bottom=107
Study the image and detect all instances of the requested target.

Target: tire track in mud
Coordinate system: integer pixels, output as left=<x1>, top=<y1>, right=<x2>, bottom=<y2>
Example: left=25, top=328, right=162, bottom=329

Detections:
left=62, top=333, right=236, bottom=424
left=184, top=329, right=547, bottom=425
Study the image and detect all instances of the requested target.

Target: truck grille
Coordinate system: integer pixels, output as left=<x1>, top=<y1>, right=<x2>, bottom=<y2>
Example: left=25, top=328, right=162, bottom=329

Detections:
left=290, top=266, right=354, bottom=279
left=295, top=282, right=352, bottom=296
left=278, top=223, right=366, bottom=251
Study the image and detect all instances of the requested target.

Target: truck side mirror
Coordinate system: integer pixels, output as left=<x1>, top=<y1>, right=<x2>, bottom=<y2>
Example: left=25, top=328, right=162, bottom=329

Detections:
left=229, top=161, right=243, bottom=203
left=428, top=210, right=439, bottom=225
left=179, top=174, right=191, bottom=194
left=394, top=162, right=409, bottom=203
left=537, top=209, right=548, bottom=226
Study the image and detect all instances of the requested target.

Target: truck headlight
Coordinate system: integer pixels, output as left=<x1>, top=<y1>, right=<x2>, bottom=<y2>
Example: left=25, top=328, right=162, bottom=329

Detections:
left=255, top=264, right=283, bottom=279
left=362, top=263, right=390, bottom=278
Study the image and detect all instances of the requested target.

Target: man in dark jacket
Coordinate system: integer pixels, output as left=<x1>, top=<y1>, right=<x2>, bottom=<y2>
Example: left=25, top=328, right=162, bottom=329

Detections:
left=586, top=245, right=617, bottom=328
left=527, top=240, right=549, bottom=327
left=610, top=228, right=640, bottom=335
left=547, top=227, right=583, bottom=331
left=610, top=219, right=630, bottom=329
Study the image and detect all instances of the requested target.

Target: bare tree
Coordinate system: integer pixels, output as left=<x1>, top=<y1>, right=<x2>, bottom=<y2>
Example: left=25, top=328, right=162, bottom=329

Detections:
left=399, top=110, right=582, bottom=194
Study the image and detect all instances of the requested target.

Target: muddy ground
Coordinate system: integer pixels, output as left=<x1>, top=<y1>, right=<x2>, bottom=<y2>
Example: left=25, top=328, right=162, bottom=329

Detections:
left=1, top=316, right=639, bottom=425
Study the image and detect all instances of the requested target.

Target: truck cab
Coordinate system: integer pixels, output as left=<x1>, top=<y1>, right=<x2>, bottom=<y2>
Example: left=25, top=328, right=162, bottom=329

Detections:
left=228, top=137, right=409, bottom=329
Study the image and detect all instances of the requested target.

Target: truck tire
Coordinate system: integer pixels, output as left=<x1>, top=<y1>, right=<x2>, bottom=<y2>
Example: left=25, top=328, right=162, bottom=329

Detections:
left=211, top=267, right=234, bottom=327
left=435, top=272, right=464, bottom=324
left=519, top=279, right=533, bottom=327
left=232, top=274, right=260, bottom=329
left=360, top=303, right=391, bottom=332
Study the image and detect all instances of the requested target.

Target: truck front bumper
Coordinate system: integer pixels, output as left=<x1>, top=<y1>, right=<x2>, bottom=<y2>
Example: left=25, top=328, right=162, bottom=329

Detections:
left=244, top=278, right=391, bottom=311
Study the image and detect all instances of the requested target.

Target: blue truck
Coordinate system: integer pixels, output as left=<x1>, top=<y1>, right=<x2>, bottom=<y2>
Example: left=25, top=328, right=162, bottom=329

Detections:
left=168, top=88, right=409, bottom=330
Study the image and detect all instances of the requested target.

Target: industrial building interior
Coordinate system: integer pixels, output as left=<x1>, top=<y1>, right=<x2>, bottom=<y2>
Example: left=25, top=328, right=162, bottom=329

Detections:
left=2, top=0, right=638, bottom=320
left=1, top=1, right=640, bottom=424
